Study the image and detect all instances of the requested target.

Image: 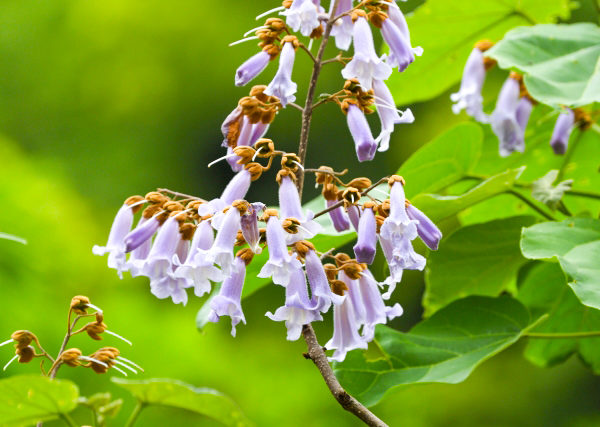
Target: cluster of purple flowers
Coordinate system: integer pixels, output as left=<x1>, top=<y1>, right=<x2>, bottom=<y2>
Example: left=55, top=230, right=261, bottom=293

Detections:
left=451, top=41, right=579, bottom=156
left=233, top=0, right=419, bottom=162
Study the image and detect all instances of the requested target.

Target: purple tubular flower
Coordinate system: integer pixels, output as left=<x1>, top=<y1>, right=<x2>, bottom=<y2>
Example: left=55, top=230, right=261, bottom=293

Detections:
left=347, top=103, right=377, bottom=162
left=258, top=215, right=302, bottom=286
left=327, top=199, right=350, bottom=232
left=347, top=204, right=360, bottom=231
left=305, top=249, right=344, bottom=312
left=330, top=0, right=353, bottom=50
left=221, top=106, right=243, bottom=148
left=406, top=204, right=442, bottom=250
left=127, top=216, right=154, bottom=277
left=325, top=282, right=368, bottom=362
left=381, top=19, right=415, bottom=72
left=208, top=256, right=247, bottom=337
left=550, top=109, right=575, bottom=155
left=240, top=202, right=266, bottom=254
left=358, top=270, right=403, bottom=341
left=225, top=146, right=244, bottom=172
left=353, top=204, right=377, bottom=264
left=387, top=3, right=423, bottom=58
left=124, top=216, right=160, bottom=253
left=93, top=203, right=135, bottom=278
left=221, top=169, right=252, bottom=206
left=516, top=97, right=533, bottom=134
left=372, top=79, right=414, bottom=152
left=207, top=207, right=242, bottom=275
left=235, top=51, right=271, bottom=87
left=282, top=0, right=320, bottom=37
left=174, top=220, right=222, bottom=297
left=451, top=47, right=488, bottom=123
left=378, top=234, right=402, bottom=299
left=490, top=77, right=524, bottom=157
left=278, top=175, right=321, bottom=243
left=342, top=16, right=392, bottom=90
left=266, top=267, right=322, bottom=341
left=264, top=41, right=297, bottom=107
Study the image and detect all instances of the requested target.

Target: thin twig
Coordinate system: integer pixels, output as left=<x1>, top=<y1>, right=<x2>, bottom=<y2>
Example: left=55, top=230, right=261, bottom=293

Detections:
left=288, top=102, right=305, bottom=112
left=505, top=190, right=556, bottom=221
left=298, top=43, right=317, bottom=64
left=157, top=188, right=205, bottom=201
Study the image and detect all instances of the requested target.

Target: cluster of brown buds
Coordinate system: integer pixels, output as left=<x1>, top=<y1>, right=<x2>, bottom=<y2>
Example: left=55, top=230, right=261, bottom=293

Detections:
left=0, top=295, right=139, bottom=377
left=338, top=79, right=375, bottom=115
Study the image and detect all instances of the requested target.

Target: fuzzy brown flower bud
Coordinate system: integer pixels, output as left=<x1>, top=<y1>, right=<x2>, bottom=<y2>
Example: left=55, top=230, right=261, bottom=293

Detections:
left=60, top=348, right=83, bottom=367
left=330, top=279, right=349, bottom=296
left=323, top=263, right=338, bottom=281
left=245, top=162, right=264, bottom=181
left=70, top=296, right=91, bottom=315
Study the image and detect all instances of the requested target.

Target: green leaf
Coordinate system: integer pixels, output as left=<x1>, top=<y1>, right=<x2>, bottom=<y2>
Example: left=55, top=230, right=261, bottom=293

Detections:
left=486, top=23, right=600, bottom=107
left=424, top=216, right=536, bottom=315
left=411, top=167, right=525, bottom=223
left=112, top=378, right=251, bottom=427
left=520, top=218, right=600, bottom=259
left=0, top=375, right=79, bottom=426
left=389, top=0, right=571, bottom=105
left=560, top=241, right=600, bottom=310
left=397, top=123, right=483, bottom=198
left=334, top=296, right=530, bottom=407
left=518, top=262, right=600, bottom=372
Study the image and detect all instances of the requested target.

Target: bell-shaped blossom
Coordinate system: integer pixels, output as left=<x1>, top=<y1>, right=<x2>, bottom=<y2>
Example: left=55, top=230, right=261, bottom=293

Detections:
left=258, top=215, right=302, bottom=286
left=127, top=216, right=155, bottom=277
left=221, top=112, right=269, bottom=172
left=406, top=204, right=442, bottom=250
left=490, top=77, right=524, bottom=157
left=353, top=204, right=377, bottom=264
left=372, top=79, right=414, bottom=152
left=387, top=3, right=423, bottom=58
left=207, top=207, right=242, bottom=275
left=380, top=18, right=415, bottom=72
left=347, top=204, right=360, bottom=231
left=357, top=270, right=403, bottom=341
left=93, top=203, right=135, bottom=278
left=225, top=146, right=244, bottom=173
left=305, top=249, right=344, bottom=312
left=264, top=41, right=297, bottom=107
left=378, top=234, right=403, bottom=299
left=327, top=199, right=350, bottom=232
left=278, top=175, right=321, bottom=243
left=199, top=169, right=252, bottom=219
left=329, top=0, right=353, bottom=50
left=282, top=0, right=320, bottom=37
left=515, top=97, right=533, bottom=134
left=221, top=106, right=244, bottom=148
left=346, top=103, right=377, bottom=162
left=208, top=256, right=247, bottom=337
left=342, top=16, right=392, bottom=90
left=240, top=202, right=266, bottom=254
left=325, top=283, right=368, bottom=362
left=235, top=51, right=270, bottom=87
left=266, top=267, right=322, bottom=341
left=550, top=108, right=574, bottom=155
left=450, top=47, right=488, bottom=123
left=141, top=217, right=188, bottom=305
left=174, top=220, right=222, bottom=297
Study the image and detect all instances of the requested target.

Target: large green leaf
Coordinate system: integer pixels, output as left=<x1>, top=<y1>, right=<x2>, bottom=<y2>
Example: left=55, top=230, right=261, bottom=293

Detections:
left=334, top=296, right=530, bottom=407
left=518, top=262, right=600, bottom=372
left=486, top=23, right=600, bottom=107
left=112, top=378, right=251, bottom=426
left=521, top=218, right=600, bottom=310
left=0, top=375, right=79, bottom=426
left=397, top=123, right=483, bottom=198
left=424, top=216, right=536, bottom=315
left=411, top=167, right=525, bottom=223
left=389, top=0, right=571, bottom=105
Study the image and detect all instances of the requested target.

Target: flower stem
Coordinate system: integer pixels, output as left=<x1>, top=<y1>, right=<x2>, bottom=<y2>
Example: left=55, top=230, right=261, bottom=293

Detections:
left=125, top=401, right=145, bottom=427
left=505, top=190, right=556, bottom=221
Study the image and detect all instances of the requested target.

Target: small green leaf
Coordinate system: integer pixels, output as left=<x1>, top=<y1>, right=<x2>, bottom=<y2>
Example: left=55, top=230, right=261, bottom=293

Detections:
left=412, top=167, right=525, bottom=223
left=334, top=296, right=530, bottom=407
left=388, top=0, right=571, bottom=105
left=520, top=218, right=600, bottom=259
left=518, top=262, right=600, bottom=372
left=424, top=216, right=536, bottom=315
left=0, top=375, right=79, bottom=426
left=112, top=378, right=251, bottom=427
left=560, top=241, right=600, bottom=310
left=397, top=123, right=483, bottom=198
left=486, top=23, right=600, bottom=107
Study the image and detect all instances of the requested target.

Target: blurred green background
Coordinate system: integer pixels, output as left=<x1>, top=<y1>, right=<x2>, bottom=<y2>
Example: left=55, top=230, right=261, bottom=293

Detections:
left=1, top=0, right=599, bottom=425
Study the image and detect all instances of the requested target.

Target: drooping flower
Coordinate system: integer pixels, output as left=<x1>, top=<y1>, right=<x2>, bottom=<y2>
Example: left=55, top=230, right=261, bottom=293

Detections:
left=346, top=102, right=377, bottom=162
left=347, top=204, right=361, bottom=231
left=264, top=38, right=298, bottom=107
left=278, top=173, right=321, bottom=244
left=451, top=47, right=489, bottom=123
left=235, top=51, right=271, bottom=87
left=174, top=220, right=222, bottom=298
left=515, top=97, right=533, bottom=136
left=327, top=199, right=351, bottom=232
left=281, top=0, right=321, bottom=37
left=341, top=15, right=392, bottom=90
left=266, top=266, right=322, bottom=340
left=380, top=18, right=415, bottom=72
left=386, top=3, right=423, bottom=60
left=206, top=202, right=244, bottom=275
left=372, top=79, right=414, bottom=152
left=490, top=76, right=524, bottom=157
left=199, top=169, right=252, bottom=218
left=357, top=270, right=403, bottom=341
left=124, top=214, right=160, bottom=253
left=127, top=217, right=154, bottom=278
left=208, top=251, right=252, bottom=337
left=405, top=204, right=442, bottom=250
left=353, top=202, right=377, bottom=264
left=93, top=199, right=141, bottom=278
left=258, top=212, right=302, bottom=286
left=329, top=0, right=353, bottom=50
left=240, top=202, right=266, bottom=254
left=550, top=108, right=575, bottom=155
left=303, top=244, right=345, bottom=312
